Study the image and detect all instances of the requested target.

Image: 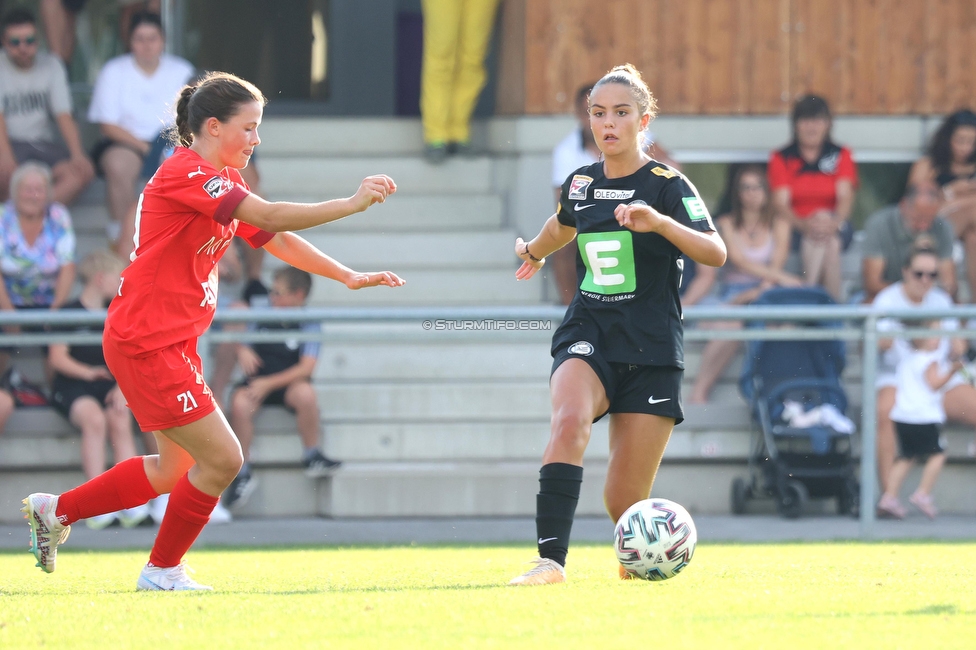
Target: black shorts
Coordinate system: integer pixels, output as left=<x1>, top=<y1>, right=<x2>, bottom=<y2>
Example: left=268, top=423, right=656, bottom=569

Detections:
left=10, top=140, right=71, bottom=168
left=50, top=377, right=117, bottom=419
left=233, top=379, right=289, bottom=409
left=894, top=421, right=944, bottom=460
left=552, top=343, right=683, bottom=425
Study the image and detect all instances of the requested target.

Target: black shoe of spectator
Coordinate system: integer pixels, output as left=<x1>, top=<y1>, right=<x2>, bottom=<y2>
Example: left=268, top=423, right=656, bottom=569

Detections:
left=424, top=143, right=449, bottom=164
left=303, top=450, right=342, bottom=478
left=223, top=470, right=257, bottom=510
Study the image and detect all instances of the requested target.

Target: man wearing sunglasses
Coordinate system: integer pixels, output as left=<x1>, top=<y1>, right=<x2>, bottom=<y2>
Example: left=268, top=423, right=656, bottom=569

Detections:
left=0, top=8, right=93, bottom=205
left=861, top=178, right=957, bottom=303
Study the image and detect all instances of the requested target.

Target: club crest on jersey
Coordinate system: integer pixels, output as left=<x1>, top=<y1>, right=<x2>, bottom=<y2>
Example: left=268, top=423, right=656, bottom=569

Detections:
left=594, top=189, right=635, bottom=200
left=203, top=176, right=230, bottom=199
left=568, top=175, right=593, bottom=201
left=629, top=199, right=648, bottom=206
left=568, top=341, right=594, bottom=356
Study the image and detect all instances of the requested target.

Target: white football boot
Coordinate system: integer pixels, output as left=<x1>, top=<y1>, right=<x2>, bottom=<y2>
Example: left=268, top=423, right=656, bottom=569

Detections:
left=137, top=562, right=213, bottom=591
left=22, top=493, right=71, bottom=573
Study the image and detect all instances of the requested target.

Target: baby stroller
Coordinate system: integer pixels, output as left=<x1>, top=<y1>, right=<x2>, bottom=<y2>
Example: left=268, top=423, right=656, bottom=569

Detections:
left=731, top=287, right=860, bottom=518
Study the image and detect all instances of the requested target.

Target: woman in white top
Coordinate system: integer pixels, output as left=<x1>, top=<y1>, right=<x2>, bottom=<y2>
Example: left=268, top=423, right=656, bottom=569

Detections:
left=87, top=12, right=194, bottom=256
left=877, top=323, right=962, bottom=519
left=873, top=247, right=976, bottom=494
left=688, top=165, right=800, bottom=404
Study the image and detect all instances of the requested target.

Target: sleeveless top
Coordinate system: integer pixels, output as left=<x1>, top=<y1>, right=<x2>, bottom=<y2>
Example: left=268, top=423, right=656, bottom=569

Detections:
left=723, top=229, right=775, bottom=285
left=935, top=166, right=976, bottom=188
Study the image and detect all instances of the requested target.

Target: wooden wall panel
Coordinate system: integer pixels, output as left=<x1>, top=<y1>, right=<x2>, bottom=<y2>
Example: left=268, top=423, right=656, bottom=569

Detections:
left=512, top=0, right=976, bottom=115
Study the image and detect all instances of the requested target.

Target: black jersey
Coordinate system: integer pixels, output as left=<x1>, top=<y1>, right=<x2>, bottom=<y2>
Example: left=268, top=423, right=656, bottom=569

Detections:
left=54, top=299, right=107, bottom=369
left=552, top=159, right=715, bottom=368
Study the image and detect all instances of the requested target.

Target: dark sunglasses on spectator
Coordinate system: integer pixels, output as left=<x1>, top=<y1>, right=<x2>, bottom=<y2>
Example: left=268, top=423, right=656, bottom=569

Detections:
left=911, top=269, right=938, bottom=280
left=7, top=36, right=37, bottom=47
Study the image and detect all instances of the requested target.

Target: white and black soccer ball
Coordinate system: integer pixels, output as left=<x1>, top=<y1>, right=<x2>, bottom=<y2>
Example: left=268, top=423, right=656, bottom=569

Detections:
left=614, top=498, right=697, bottom=581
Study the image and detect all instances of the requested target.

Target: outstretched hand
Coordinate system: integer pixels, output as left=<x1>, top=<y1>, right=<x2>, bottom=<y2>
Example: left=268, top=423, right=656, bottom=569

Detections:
left=514, top=237, right=544, bottom=281
left=350, top=174, right=397, bottom=212
left=345, top=271, right=406, bottom=290
left=614, top=202, right=666, bottom=233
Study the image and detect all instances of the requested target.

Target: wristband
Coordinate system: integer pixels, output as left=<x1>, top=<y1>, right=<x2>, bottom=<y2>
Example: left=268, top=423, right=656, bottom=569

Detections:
left=523, top=242, right=542, bottom=262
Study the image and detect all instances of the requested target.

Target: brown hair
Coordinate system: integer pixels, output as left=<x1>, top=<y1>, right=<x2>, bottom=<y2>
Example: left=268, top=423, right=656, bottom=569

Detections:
left=729, top=164, right=774, bottom=231
left=273, top=266, right=313, bottom=297
left=591, top=64, right=658, bottom=121
left=173, top=72, right=266, bottom=147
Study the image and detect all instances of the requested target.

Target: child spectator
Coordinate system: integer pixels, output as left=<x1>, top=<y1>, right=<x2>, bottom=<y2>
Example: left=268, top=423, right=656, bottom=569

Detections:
left=768, top=94, right=857, bottom=300
left=48, top=250, right=149, bottom=528
left=223, top=266, right=340, bottom=510
left=876, top=321, right=962, bottom=520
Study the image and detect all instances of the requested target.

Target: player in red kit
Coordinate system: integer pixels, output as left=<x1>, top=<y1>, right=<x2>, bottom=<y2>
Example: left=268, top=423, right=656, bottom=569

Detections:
left=21, top=72, right=404, bottom=591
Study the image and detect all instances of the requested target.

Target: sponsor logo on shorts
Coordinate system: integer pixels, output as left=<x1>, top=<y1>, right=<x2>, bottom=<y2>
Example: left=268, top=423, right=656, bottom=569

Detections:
left=568, top=175, right=593, bottom=201
left=593, top=189, right=635, bottom=200
left=568, top=341, right=594, bottom=356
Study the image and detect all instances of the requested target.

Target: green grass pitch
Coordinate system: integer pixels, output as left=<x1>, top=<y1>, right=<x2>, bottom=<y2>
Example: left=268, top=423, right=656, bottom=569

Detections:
left=1, top=543, right=975, bottom=649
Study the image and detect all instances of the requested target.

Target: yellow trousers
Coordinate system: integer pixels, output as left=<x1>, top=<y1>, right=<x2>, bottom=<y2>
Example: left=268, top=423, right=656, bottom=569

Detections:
left=420, top=0, right=501, bottom=145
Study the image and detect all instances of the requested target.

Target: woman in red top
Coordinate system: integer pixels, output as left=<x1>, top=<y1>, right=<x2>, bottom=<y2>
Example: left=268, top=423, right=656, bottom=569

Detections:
left=21, top=72, right=404, bottom=590
left=767, top=95, right=857, bottom=300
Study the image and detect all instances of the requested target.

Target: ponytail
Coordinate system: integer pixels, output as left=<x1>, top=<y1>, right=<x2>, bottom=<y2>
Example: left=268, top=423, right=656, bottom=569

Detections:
left=173, top=84, right=197, bottom=147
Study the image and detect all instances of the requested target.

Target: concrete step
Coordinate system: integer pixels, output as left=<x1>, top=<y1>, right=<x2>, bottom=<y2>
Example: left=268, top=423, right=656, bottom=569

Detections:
left=260, top=157, right=494, bottom=199
left=323, top=194, right=504, bottom=233
left=301, top=230, right=519, bottom=269
left=306, top=269, right=544, bottom=306
left=258, top=118, right=426, bottom=157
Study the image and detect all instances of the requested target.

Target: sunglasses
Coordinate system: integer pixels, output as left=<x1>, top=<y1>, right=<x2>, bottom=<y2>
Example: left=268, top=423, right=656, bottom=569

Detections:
left=6, top=36, right=37, bottom=47
left=911, top=269, right=938, bottom=280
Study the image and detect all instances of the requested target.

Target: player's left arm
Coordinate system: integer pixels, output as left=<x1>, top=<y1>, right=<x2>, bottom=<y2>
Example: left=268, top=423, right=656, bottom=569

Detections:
left=262, top=231, right=404, bottom=290
left=615, top=177, right=727, bottom=267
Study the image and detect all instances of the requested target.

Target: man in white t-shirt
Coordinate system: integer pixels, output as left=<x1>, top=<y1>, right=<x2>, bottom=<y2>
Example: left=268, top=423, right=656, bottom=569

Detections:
left=87, top=12, right=194, bottom=257
left=872, top=247, right=976, bottom=497
left=0, top=8, right=94, bottom=205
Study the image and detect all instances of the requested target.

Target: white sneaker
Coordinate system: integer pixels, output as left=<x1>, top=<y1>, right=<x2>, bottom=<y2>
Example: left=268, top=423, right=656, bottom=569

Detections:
left=21, top=493, right=71, bottom=573
left=119, top=504, right=151, bottom=528
left=149, top=494, right=169, bottom=524
left=508, top=557, right=567, bottom=586
left=85, top=512, right=118, bottom=530
left=209, top=501, right=233, bottom=524
left=136, top=562, right=213, bottom=591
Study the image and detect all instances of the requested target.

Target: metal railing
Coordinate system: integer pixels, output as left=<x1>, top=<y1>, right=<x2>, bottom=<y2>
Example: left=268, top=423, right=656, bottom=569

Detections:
left=3, top=303, right=975, bottom=538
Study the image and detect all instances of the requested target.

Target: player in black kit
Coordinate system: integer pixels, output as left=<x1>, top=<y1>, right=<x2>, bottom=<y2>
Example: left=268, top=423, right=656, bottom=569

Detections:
left=508, top=65, right=727, bottom=585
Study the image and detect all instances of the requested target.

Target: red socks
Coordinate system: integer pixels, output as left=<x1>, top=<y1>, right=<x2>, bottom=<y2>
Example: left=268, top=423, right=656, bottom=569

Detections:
left=149, top=473, right=218, bottom=568
left=55, top=456, right=159, bottom=525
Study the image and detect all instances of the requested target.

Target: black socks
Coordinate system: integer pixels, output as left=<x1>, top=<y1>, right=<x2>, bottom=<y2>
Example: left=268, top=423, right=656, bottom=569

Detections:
left=535, top=462, right=583, bottom=567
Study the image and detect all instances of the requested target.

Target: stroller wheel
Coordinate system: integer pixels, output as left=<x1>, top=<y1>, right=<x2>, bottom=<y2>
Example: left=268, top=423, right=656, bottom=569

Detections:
left=731, top=477, right=750, bottom=515
left=778, top=480, right=808, bottom=519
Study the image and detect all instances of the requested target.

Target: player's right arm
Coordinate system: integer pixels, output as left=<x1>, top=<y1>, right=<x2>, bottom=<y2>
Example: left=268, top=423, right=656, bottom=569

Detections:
left=232, top=175, right=396, bottom=232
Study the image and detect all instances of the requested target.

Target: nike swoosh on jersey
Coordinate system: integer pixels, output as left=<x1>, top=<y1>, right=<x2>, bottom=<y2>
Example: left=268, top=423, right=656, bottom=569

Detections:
left=647, top=397, right=671, bottom=405
left=538, top=537, right=558, bottom=544
left=574, top=203, right=595, bottom=211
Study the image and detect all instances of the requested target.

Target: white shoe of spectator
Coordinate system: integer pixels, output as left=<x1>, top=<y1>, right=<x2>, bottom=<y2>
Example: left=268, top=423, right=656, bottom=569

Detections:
left=119, top=504, right=151, bottom=528
left=149, top=494, right=169, bottom=524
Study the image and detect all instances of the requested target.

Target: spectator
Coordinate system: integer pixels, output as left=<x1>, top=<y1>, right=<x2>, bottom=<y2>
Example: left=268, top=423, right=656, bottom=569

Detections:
left=548, top=82, right=679, bottom=304
left=87, top=11, right=194, bottom=257
left=38, top=0, right=87, bottom=64
left=768, top=94, right=857, bottom=300
left=908, top=109, right=976, bottom=302
left=861, top=177, right=956, bottom=303
left=873, top=247, right=976, bottom=494
left=224, top=267, right=340, bottom=510
left=0, top=161, right=75, bottom=313
left=48, top=250, right=149, bottom=529
left=420, top=0, right=500, bottom=163
left=876, top=320, right=959, bottom=520
left=0, top=8, right=94, bottom=205
left=688, top=165, right=801, bottom=404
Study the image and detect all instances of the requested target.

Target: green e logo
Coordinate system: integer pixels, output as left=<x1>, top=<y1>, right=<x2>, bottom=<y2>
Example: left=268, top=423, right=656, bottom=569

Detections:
left=577, top=231, right=637, bottom=294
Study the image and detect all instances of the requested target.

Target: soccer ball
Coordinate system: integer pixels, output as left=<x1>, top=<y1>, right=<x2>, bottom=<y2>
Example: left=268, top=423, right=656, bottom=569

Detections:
left=614, top=498, right=697, bottom=581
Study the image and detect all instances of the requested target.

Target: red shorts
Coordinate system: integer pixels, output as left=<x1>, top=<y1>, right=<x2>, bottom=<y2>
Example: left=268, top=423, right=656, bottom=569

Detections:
left=103, top=336, right=216, bottom=432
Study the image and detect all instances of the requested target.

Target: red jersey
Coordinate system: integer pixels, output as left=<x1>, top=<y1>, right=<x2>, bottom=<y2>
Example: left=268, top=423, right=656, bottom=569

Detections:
left=106, top=147, right=274, bottom=356
left=767, top=142, right=857, bottom=218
